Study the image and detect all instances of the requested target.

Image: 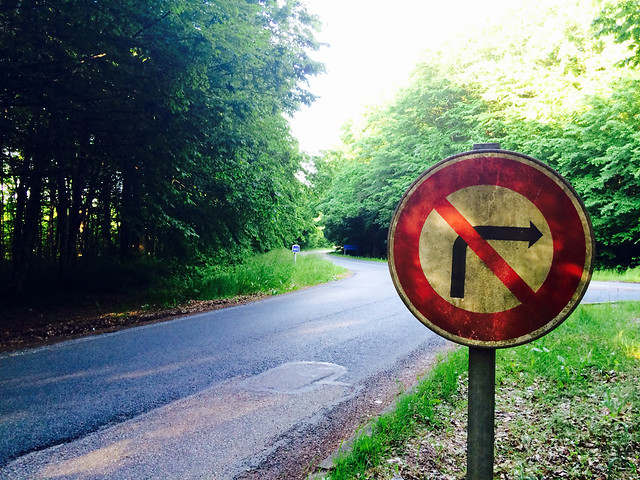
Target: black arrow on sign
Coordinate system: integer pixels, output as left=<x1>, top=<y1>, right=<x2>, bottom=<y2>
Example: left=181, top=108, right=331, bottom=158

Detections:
left=450, top=222, right=543, bottom=298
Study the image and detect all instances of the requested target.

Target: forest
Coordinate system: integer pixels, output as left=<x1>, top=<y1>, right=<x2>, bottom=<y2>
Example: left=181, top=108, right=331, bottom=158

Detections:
left=0, top=0, right=323, bottom=297
left=317, top=0, right=640, bottom=267
left=2, top=0, right=640, bottom=305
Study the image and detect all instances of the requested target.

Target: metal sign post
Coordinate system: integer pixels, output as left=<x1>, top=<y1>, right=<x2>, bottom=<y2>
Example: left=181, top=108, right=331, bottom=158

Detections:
left=468, top=347, right=495, bottom=479
left=292, top=244, right=300, bottom=263
left=388, top=143, right=594, bottom=478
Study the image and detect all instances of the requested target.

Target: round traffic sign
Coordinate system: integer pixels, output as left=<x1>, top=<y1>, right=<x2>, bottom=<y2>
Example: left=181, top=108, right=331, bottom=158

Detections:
left=388, top=150, right=594, bottom=348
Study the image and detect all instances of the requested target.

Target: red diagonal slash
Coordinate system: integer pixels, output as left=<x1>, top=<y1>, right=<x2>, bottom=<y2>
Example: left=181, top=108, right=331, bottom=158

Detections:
left=435, top=198, right=538, bottom=305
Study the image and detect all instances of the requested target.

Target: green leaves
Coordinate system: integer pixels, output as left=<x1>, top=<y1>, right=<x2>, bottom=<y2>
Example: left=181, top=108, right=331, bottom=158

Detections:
left=318, top=68, right=487, bottom=257
left=593, top=0, right=640, bottom=67
left=0, top=0, right=323, bottom=289
left=532, top=79, right=640, bottom=265
left=317, top=0, right=640, bottom=266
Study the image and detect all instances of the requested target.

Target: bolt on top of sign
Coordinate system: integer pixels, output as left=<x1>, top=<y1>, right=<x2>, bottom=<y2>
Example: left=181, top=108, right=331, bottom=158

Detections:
left=388, top=149, right=594, bottom=348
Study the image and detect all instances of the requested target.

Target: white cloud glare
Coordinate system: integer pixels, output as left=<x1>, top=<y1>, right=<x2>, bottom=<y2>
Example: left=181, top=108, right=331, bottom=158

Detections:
left=290, top=0, right=514, bottom=154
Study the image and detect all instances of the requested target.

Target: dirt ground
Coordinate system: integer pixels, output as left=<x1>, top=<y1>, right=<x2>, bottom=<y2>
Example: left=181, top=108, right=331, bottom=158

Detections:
left=0, top=295, right=267, bottom=353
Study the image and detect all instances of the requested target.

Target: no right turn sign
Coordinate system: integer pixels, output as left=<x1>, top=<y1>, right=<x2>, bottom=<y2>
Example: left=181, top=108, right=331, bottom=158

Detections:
left=388, top=149, right=594, bottom=348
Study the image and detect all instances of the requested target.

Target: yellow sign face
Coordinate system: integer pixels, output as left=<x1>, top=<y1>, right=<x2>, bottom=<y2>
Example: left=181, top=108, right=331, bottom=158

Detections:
left=419, top=185, right=553, bottom=313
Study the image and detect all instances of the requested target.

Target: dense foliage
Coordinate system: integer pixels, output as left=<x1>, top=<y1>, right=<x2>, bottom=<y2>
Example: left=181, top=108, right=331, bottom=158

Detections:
left=318, top=0, right=640, bottom=267
left=0, top=0, right=322, bottom=293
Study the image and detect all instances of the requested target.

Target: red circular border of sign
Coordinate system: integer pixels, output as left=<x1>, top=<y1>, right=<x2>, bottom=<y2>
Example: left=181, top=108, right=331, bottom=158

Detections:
left=388, top=151, right=594, bottom=348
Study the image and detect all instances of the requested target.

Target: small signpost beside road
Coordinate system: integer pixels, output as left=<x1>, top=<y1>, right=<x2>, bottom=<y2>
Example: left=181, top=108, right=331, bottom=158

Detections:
left=292, top=244, right=300, bottom=263
left=388, top=145, right=594, bottom=478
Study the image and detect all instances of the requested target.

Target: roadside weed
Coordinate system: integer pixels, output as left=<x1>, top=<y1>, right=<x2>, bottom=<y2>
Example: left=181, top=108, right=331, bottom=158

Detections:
left=186, top=249, right=346, bottom=300
left=593, top=266, right=640, bottom=282
left=323, top=302, right=640, bottom=479
left=328, top=349, right=468, bottom=480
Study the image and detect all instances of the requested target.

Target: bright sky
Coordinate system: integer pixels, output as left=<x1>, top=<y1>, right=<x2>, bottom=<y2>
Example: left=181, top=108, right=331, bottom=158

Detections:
left=289, top=0, right=513, bottom=154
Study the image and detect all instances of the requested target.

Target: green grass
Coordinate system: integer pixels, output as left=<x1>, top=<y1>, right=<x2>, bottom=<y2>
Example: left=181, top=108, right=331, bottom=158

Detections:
left=593, top=266, right=640, bottom=283
left=0, top=249, right=347, bottom=313
left=328, top=252, right=388, bottom=263
left=324, top=302, right=640, bottom=479
left=179, top=249, right=347, bottom=301
left=327, top=348, right=468, bottom=480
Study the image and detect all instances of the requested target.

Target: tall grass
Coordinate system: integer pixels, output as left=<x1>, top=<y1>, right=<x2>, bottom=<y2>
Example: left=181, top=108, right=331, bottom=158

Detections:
left=0, top=250, right=346, bottom=312
left=593, top=266, right=640, bottom=283
left=498, top=303, right=639, bottom=384
left=327, top=301, right=640, bottom=479
left=328, top=348, right=468, bottom=480
left=179, top=249, right=346, bottom=301
left=491, top=302, right=640, bottom=478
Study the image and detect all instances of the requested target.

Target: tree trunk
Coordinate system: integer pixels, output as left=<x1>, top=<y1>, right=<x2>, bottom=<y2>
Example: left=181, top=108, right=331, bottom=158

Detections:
left=100, top=176, right=113, bottom=255
left=119, top=160, right=142, bottom=259
left=9, top=160, right=44, bottom=294
left=56, top=174, right=71, bottom=275
left=0, top=173, right=5, bottom=261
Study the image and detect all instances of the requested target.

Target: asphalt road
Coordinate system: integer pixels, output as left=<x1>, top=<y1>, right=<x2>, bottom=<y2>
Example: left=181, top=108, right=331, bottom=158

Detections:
left=0, top=256, right=638, bottom=479
left=581, top=279, right=640, bottom=304
left=0, top=256, right=450, bottom=479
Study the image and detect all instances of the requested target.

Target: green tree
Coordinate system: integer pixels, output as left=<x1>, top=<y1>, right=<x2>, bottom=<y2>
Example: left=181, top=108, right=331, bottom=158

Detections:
left=504, top=81, right=640, bottom=266
left=317, top=0, right=640, bottom=265
left=0, top=0, right=322, bottom=293
left=319, top=66, right=486, bottom=257
left=593, top=0, right=640, bottom=67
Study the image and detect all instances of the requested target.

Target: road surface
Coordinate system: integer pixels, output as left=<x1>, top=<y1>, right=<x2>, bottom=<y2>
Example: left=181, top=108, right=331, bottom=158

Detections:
left=0, top=257, right=450, bottom=479
left=581, top=280, right=640, bottom=304
left=0, top=256, right=638, bottom=479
